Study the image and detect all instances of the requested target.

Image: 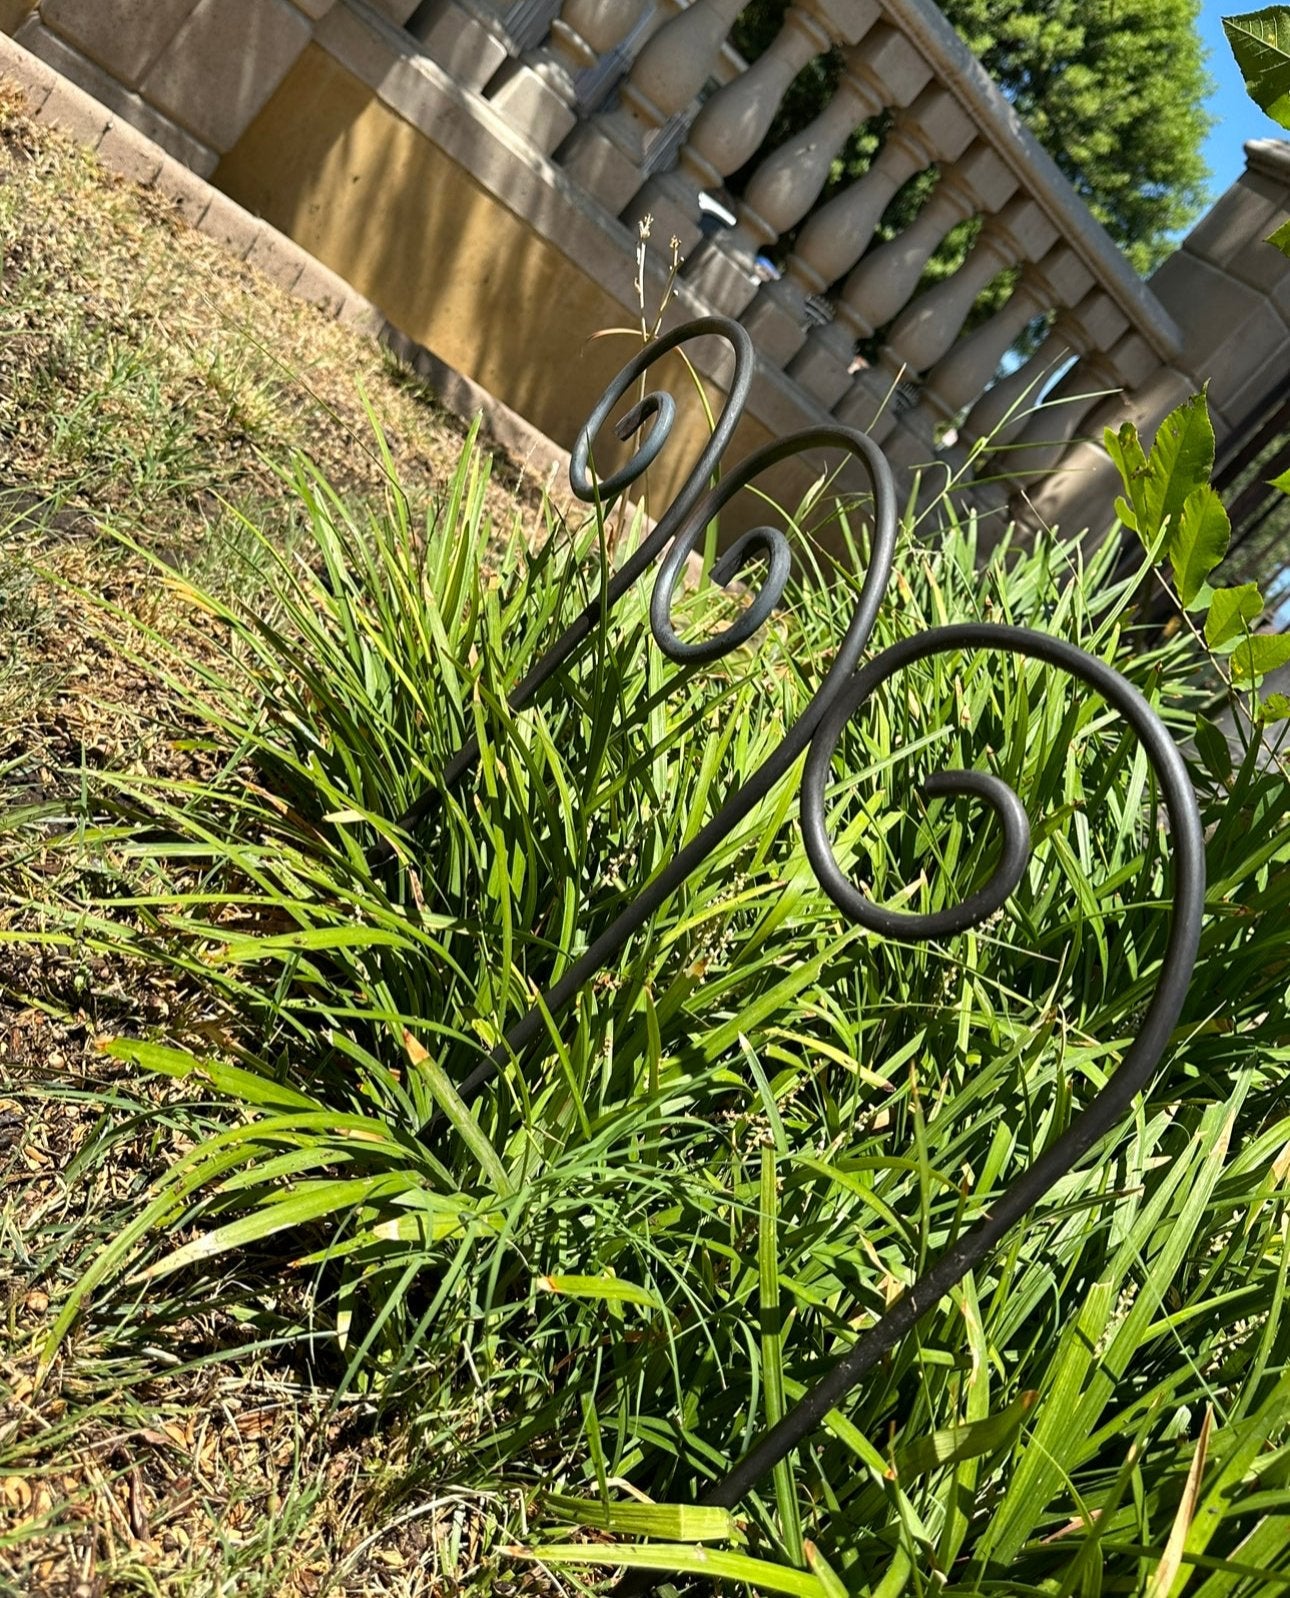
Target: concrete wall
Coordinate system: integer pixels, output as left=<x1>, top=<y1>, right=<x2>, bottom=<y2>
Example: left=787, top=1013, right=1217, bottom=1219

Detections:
left=1028, top=141, right=1290, bottom=535
left=205, top=15, right=849, bottom=541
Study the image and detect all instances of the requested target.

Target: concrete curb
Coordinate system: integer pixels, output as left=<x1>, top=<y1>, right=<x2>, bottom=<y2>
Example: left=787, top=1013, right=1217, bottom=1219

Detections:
left=0, top=28, right=575, bottom=493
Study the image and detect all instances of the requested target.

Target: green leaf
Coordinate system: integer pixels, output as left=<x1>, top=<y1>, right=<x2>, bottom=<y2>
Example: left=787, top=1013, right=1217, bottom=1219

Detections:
left=1268, top=216, right=1290, bottom=257
left=804, top=1542, right=849, bottom=1598
left=1170, top=486, right=1231, bottom=609
left=760, top=1146, right=803, bottom=1564
left=403, top=1029, right=514, bottom=1197
left=1206, top=583, right=1264, bottom=648
left=892, top=1390, right=1038, bottom=1480
left=508, top=1543, right=832, bottom=1598
left=537, top=1274, right=663, bottom=1310
left=1271, top=466, right=1290, bottom=493
left=1147, top=393, right=1217, bottom=540
left=1105, top=421, right=1150, bottom=536
left=541, top=1495, right=735, bottom=1542
left=1194, top=716, right=1234, bottom=783
left=1263, top=692, right=1290, bottom=719
left=1224, top=8, right=1290, bottom=127
left=140, top=1175, right=397, bottom=1279
left=105, top=1038, right=320, bottom=1111
left=1232, top=632, right=1290, bottom=682
left=1184, top=1372, right=1290, bottom=1564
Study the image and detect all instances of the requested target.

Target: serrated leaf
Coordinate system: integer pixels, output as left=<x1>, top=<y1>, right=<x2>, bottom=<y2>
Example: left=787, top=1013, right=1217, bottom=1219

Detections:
left=1170, top=485, right=1231, bottom=608
left=1268, top=216, right=1290, bottom=256
left=1206, top=582, right=1264, bottom=647
left=1105, top=422, right=1150, bottom=537
left=1147, top=393, right=1217, bottom=541
left=1224, top=8, right=1290, bottom=127
left=1231, top=632, right=1290, bottom=682
left=1114, top=494, right=1139, bottom=531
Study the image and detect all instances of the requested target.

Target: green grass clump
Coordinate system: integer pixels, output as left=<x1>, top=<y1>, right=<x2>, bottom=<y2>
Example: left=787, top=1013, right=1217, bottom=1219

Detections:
left=9, top=422, right=1290, bottom=1594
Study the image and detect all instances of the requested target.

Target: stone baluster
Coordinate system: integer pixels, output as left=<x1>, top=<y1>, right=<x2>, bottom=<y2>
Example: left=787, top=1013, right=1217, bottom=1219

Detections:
left=684, top=4, right=836, bottom=187
left=1016, top=325, right=1157, bottom=476
left=556, top=0, right=649, bottom=68
left=746, top=24, right=919, bottom=244
left=790, top=141, right=1012, bottom=410
left=837, top=146, right=1015, bottom=338
left=488, top=0, right=649, bottom=154
left=557, top=0, right=744, bottom=213
left=881, top=197, right=1056, bottom=378
left=1005, top=351, right=1121, bottom=485
left=697, top=23, right=930, bottom=333
left=622, top=0, right=838, bottom=260
left=789, top=87, right=968, bottom=298
left=964, top=285, right=1124, bottom=456
left=935, top=247, right=1093, bottom=440
left=960, top=325, right=1075, bottom=448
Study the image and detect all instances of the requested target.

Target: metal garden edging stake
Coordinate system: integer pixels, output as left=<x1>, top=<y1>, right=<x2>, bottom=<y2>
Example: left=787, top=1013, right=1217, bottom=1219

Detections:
left=372, top=316, right=1204, bottom=1576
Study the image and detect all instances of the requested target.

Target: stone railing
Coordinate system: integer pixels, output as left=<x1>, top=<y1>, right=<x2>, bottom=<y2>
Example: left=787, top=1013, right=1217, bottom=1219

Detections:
left=431, top=0, right=1189, bottom=497
left=7, top=0, right=1288, bottom=536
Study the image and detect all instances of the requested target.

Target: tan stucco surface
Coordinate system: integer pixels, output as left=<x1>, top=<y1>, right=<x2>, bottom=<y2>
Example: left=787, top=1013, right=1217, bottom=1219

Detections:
left=211, top=46, right=835, bottom=533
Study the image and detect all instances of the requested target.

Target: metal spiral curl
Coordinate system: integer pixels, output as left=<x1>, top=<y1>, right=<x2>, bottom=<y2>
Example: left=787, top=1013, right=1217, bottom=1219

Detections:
left=375, top=316, right=1203, bottom=1540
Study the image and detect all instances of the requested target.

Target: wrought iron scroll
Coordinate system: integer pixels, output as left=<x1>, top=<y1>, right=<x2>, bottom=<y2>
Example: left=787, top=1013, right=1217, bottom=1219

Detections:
left=378, top=316, right=1205, bottom=1556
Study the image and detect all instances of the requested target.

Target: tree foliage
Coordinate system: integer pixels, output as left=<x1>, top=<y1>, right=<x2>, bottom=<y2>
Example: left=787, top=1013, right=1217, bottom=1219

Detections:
left=730, top=0, right=1212, bottom=277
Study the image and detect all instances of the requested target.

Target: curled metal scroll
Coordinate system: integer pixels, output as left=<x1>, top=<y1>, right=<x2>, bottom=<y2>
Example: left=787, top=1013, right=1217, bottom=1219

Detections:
left=368, top=316, right=756, bottom=868
left=373, top=317, right=1203, bottom=1554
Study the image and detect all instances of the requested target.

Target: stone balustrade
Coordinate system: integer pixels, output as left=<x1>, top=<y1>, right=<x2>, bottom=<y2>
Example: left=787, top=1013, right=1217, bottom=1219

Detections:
left=9, top=0, right=1285, bottom=543
left=440, top=0, right=1190, bottom=516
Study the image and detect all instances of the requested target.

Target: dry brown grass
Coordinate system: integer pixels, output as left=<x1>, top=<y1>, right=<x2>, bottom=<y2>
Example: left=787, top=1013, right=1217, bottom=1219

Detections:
left=0, top=90, right=564, bottom=1598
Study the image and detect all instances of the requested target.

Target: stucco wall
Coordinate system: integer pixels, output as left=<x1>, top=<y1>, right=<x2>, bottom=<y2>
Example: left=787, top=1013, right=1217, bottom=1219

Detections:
left=212, top=40, right=850, bottom=542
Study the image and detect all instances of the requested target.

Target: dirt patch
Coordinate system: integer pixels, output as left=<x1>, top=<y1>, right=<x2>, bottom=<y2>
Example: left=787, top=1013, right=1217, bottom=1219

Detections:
left=0, top=90, right=574, bottom=1597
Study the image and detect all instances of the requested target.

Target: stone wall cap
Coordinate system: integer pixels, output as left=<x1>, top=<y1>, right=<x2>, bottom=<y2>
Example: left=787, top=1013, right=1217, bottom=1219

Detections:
left=867, top=0, right=1184, bottom=362
left=1244, top=137, right=1290, bottom=185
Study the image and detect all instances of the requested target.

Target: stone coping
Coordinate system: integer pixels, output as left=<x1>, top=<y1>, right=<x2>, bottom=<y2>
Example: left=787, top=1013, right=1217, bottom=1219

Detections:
left=1245, top=137, right=1290, bottom=185
left=0, top=27, right=579, bottom=495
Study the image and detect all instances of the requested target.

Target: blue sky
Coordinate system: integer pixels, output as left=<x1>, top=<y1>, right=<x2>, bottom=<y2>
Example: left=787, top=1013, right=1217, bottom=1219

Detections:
left=1199, top=1, right=1287, bottom=198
